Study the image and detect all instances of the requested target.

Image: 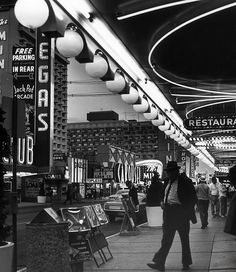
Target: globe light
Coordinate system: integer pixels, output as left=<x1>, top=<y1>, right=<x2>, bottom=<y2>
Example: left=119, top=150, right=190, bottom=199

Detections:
left=170, top=129, right=180, bottom=139
left=85, top=53, right=109, bottom=78
left=164, top=124, right=175, bottom=136
left=151, top=113, right=165, bottom=126
left=121, top=85, right=139, bottom=104
left=56, top=29, right=84, bottom=58
left=133, top=97, right=149, bottom=113
left=175, top=133, right=184, bottom=142
left=158, top=120, right=170, bottom=131
left=143, top=105, right=159, bottom=120
left=14, top=0, right=49, bottom=29
left=106, top=72, right=126, bottom=93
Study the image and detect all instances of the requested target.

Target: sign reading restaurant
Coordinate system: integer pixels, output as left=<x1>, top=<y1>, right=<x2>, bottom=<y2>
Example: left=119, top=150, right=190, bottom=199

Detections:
left=184, top=115, right=236, bottom=130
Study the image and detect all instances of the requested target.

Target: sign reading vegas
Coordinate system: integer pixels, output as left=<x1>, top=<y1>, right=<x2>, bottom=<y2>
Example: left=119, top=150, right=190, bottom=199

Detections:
left=184, top=115, right=236, bottom=130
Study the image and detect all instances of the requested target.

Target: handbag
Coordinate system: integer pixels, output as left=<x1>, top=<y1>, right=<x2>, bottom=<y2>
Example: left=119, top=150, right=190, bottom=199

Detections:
left=224, top=193, right=236, bottom=235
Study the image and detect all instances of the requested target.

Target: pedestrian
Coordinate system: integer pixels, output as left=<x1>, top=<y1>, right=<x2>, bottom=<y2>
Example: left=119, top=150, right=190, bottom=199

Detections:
left=125, top=180, right=139, bottom=211
left=64, top=183, right=73, bottom=205
left=219, top=183, right=227, bottom=217
left=224, top=165, right=236, bottom=236
left=209, top=176, right=220, bottom=217
left=125, top=180, right=139, bottom=229
left=147, top=161, right=197, bottom=271
left=195, top=177, right=210, bottom=229
left=147, top=172, right=164, bottom=207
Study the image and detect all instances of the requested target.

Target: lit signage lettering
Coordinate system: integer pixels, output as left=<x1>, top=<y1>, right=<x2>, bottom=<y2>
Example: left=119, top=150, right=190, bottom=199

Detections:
left=12, top=46, right=36, bottom=167
left=37, top=44, right=49, bottom=132
left=35, top=31, right=51, bottom=168
left=136, top=160, right=163, bottom=180
left=0, top=15, right=9, bottom=70
left=184, top=116, right=236, bottom=130
left=3, top=136, right=33, bottom=165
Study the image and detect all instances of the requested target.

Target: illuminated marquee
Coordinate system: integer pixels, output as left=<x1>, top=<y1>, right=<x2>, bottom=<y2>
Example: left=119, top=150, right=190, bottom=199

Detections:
left=35, top=32, right=52, bottom=169
left=184, top=116, right=236, bottom=130
left=0, top=14, right=9, bottom=70
left=136, top=159, right=163, bottom=181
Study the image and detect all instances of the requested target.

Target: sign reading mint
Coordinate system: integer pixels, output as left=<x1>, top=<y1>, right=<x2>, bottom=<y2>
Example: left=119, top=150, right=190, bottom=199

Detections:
left=184, top=115, right=236, bottom=130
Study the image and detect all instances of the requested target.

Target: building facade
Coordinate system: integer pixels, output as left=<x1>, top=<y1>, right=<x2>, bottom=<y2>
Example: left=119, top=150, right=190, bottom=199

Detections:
left=68, top=119, right=159, bottom=161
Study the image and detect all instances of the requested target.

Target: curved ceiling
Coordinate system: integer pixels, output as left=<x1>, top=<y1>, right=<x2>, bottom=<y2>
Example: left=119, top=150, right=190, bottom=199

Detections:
left=88, top=0, right=236, bottom=165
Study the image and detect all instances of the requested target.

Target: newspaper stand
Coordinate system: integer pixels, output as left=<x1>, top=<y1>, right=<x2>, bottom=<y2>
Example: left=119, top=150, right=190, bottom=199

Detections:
left=120, top=195, right=140, bottom=236
left=60, top=204, right=112, bottom=269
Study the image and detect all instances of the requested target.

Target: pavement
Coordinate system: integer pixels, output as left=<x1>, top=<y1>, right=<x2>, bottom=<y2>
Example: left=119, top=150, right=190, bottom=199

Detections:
left=83, top=214, right=236, bottom=272
left=16, top=202, right=236, bottom=272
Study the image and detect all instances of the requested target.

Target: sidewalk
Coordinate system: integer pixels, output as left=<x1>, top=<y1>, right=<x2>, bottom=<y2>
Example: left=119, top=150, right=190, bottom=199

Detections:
left=84, top=214, right=236, bottom=272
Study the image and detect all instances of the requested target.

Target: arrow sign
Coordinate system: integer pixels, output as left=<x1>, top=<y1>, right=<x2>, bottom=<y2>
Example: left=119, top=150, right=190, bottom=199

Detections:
left=13, top=72, right=34, bottom=80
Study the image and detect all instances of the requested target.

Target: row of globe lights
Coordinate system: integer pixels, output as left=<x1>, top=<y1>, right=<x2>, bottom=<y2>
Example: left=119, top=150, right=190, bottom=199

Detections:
left=14, top=0, right=206, bottom=162
left=106, top=76, right=196, bottom=151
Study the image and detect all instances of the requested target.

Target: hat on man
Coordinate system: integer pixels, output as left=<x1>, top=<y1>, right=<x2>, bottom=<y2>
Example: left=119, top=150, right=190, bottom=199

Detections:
left=164, top=161, right=180, bottom=171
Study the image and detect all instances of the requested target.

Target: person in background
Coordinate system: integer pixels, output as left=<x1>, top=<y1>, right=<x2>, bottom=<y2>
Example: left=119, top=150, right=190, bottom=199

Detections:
left=64, top=183, right=73, bottom=205
left=209, top=176, right=220, bottom=217
left=224, top=165, right=236, bottom=236
left=146, top=172, right=164, bottom=207
left=219, top=183, right=227, bottom=217
left=125, top=180, right=139, bottom=211
left=147, top=161, right=197, bottom=271
left=195, top=178, right=210, bottom=229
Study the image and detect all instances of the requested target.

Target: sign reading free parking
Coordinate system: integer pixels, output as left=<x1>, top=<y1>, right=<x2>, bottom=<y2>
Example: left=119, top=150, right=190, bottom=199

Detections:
left=12, top=46, right=35, bottom=138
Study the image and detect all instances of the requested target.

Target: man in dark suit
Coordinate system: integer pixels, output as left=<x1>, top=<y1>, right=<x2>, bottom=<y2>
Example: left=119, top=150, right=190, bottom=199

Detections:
left=125, top=180, right=139, bottom=210
left=147, top=161, right=197, bottom=271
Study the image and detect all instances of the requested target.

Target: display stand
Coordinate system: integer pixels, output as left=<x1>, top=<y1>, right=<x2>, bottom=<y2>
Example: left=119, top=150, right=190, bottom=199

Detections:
left=119, top=195, right=140, bottom=236
left=60, top=205, right=112, bottom=269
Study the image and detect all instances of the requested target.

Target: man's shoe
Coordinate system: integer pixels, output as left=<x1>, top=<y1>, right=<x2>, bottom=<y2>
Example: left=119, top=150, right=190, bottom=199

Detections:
left=182, top=265, right=190, bottom=270
left=147, top=263, right=165, bottom=271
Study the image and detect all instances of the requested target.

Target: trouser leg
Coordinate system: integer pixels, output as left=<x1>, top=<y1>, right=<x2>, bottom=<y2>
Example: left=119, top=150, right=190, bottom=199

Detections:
left=220, top=197, right=227, bottom=216
left=204, top=200, right=209, bottom=225
left=198, top=200, right=205, bottom=226
left=178, top=221, right=192, bottom=266
left=152, top=225, right=176, bottom=266
left=210, top=196, right=215, bottom=215
left=201, top=200, right=209, bottom=226
left=215, top=197, right=219, bottom=215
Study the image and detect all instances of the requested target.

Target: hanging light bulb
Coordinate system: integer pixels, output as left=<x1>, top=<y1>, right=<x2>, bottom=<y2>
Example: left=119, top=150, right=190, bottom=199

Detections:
left=56, top=28, right=84, bottom=58
left=106, top=70, right=127, bottom=93
left=158, top=120, right=170, bottom=131
left=164, top=124, right=175, bottom=136
left=170, top=129, right=180, bottom=139
left=14, top=0, right=49, bottom=29
left=121, top=84, right=139, bottom=104
left=133, top=96, right=149, bottom=113
left=151, top=113, right=165, bottom=126
left=85, top=50, right=114, bottom=80
left=143, top=104, right=159, bottom=120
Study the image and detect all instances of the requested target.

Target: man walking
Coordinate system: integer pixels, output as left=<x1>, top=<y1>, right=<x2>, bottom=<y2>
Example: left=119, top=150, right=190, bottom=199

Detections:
left=147, top=161, right=197, bottom=271
left=195, top=178, right=210, bottom=229
left=209, top=176, right=220, bottom=217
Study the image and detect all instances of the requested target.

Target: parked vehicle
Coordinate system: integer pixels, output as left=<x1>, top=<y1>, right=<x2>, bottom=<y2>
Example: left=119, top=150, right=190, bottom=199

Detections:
left=103, top=189, right=146, bottom=222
